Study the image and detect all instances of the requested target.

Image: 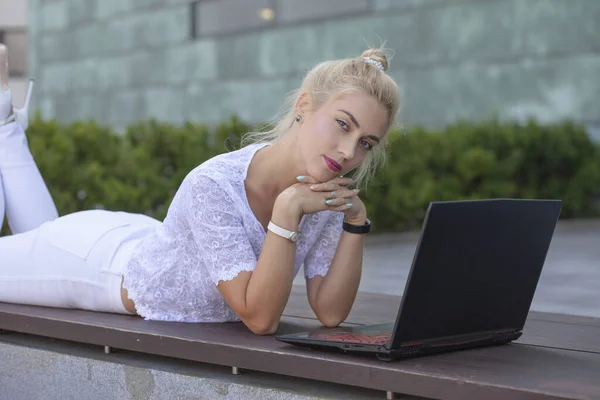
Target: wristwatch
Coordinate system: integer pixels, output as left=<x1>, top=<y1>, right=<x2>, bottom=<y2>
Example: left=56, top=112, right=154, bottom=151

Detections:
left=342, top=217, right=372, bottom=234
left=267, top=221, right=299, bottom=242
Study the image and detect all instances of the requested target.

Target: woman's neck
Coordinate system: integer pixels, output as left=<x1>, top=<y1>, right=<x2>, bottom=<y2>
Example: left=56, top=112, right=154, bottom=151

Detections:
left=246, top=133, right=304, bottom=200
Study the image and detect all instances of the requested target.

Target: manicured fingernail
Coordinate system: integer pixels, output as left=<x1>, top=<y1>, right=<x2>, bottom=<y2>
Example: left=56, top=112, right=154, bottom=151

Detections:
left=326, top=200, right=333, bottom=205
left=353, top=189, right=360, bottom=193
left=310, top=185, right=319, bottom=189
left=346, top=203, right=353, bottom=207
left=297, top=176, right=306, bottom=181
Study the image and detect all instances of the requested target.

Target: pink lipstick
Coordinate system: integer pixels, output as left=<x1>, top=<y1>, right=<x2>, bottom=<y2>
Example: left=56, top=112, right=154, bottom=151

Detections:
left=324, top=156, right=342, bottom=172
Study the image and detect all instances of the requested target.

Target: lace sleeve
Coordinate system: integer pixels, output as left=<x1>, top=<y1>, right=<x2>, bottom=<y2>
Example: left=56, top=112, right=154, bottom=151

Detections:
left=184, top=173, right=257, bottom=286
left=303, top=211, right=344, bottom=279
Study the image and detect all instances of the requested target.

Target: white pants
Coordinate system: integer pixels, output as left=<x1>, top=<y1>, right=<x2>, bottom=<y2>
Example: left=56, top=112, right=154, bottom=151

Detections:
left=0, top=122, right=160, bottom=314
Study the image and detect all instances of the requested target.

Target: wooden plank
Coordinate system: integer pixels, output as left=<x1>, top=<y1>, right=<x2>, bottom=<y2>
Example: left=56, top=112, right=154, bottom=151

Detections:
left=286, top=288, right=600, bottom=354
left=285, top=288, right=399, bottom=325
left=0, top=302, right=599, bottom=400
left=527, top=311, right=600, bottom=327
left=287, top=287, right=600, bottom=328
left=518, top=319, right=600, bottom=354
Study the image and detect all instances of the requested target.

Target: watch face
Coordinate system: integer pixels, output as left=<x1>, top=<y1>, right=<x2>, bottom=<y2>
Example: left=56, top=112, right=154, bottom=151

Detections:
left=290, top=232, right=299, bottom=242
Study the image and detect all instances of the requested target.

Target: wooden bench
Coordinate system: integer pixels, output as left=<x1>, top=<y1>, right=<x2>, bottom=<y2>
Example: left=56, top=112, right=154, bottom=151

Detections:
left=1, top=286, right=599, bottom=400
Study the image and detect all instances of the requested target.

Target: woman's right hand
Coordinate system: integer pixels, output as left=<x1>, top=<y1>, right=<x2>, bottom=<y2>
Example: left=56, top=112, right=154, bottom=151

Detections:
left=275, top=176, right=358, bottom=221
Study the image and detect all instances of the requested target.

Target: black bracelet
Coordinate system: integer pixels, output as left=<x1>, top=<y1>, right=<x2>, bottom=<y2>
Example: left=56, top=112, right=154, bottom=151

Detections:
left=342, top=218, right=371, bottom=234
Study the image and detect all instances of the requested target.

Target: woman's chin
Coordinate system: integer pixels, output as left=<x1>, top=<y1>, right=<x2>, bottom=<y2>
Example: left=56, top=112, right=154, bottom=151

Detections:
left=306, top=168, right=333, bottom=183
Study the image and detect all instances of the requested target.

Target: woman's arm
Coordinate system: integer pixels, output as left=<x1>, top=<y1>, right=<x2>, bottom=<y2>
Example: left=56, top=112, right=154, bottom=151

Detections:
left=301, top=178, right=369, bottom=327
left=216, top=178, right=359, bottom=335
left=188, top=174, right=355, bottom=335
left=306, top=214, right=366, bottom=327
left=216, top=196, right=302, bottom=335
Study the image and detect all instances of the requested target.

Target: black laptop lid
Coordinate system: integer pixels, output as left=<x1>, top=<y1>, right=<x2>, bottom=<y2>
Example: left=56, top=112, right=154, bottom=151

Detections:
left=388, top=199, right=562, bottom=348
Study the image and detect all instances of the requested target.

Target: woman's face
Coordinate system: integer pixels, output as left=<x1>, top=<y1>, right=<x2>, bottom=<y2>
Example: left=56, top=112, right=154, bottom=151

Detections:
left=296, top=92, right=389, bottom=183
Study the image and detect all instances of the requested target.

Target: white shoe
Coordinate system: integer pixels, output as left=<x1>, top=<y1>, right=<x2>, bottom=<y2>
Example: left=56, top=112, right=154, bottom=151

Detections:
left=1, top=43, right=33, bottom=131
left=12, top=80, right=34, bottom=131
left=0, top=81, right=34, bottom=130
left=0, top=42, right=12, bottom=125
left=0, top=87, right=14, bottom=126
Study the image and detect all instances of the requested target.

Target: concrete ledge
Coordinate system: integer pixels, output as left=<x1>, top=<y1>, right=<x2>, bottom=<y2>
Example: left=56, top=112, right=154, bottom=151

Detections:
left=0, top=332, right=423, bottom=400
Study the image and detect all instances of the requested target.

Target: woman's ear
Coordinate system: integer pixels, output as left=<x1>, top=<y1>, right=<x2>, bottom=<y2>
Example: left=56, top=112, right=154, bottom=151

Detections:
left=294, top=92, right=312, bottom=118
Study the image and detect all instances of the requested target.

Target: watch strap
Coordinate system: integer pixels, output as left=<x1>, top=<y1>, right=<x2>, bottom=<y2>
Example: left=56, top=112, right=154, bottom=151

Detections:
left=342, top=218, right=371, bottom=234
left=267, top=221, right=299, bottom=242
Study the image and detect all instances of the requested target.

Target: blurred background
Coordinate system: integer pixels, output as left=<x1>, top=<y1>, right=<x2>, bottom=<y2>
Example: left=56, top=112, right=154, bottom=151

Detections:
left=1, top=0, right=598, bottom=136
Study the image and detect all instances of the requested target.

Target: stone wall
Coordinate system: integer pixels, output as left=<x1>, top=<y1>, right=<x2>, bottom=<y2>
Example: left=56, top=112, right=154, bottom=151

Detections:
left=0, top=333, right=392, bottom=400
left=27, top=0, right=600, bottom=136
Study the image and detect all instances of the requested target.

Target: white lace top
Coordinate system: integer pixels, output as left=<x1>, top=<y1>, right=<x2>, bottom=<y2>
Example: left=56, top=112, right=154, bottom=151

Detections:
left=123, top=143, right=344, bottom=323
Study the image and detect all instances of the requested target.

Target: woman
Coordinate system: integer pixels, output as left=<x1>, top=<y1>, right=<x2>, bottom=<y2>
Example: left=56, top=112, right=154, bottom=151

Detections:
left=0, top=44, right=400, bottom=335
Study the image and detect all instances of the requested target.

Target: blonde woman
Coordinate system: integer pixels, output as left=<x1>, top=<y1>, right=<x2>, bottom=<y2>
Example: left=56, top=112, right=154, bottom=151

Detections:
left=0, top=44, right=401, bottom=335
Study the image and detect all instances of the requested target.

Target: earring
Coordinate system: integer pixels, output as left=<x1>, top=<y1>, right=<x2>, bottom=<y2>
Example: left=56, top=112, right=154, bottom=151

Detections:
left=295, top=115, right=302, bottom=122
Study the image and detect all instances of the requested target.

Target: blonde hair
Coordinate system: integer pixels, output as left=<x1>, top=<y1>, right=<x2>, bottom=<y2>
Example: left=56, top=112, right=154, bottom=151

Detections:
left=242, top=47, right=401, bottom=187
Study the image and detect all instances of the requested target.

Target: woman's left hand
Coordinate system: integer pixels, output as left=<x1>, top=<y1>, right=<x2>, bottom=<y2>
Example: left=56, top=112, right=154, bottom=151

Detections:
left=297, top=175, right=368, bottom=223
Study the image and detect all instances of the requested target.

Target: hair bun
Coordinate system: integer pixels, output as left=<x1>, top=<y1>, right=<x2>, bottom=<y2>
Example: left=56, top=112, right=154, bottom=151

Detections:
left=360, top=48, right=389, bottom=72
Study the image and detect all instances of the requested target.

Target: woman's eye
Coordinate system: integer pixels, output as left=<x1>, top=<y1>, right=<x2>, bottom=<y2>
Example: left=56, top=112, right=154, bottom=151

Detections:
left=360, top=139, right=373, bottom=151
left=336, top=119, right=349, bottom=131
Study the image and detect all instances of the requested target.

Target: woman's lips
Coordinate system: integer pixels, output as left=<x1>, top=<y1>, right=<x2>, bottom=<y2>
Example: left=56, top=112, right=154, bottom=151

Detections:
left=324, top=156, right=342, bottom=172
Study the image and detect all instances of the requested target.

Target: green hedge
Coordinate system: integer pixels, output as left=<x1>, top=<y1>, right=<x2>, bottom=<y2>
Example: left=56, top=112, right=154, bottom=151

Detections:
left=2, top=115, right=599, bottom=236
left=362, top=118, right=600, bottom=231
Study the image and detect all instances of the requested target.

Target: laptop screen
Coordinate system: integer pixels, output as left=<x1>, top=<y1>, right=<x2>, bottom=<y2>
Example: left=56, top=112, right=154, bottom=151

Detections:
left=389, top=199, right=562, bottom=348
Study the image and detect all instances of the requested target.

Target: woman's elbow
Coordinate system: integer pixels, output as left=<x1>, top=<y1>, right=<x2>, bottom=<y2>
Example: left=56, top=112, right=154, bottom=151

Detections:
left=252, top=324, right=278, bottom=335
left=318, top=314, right=345, bottom=328
left=314, top=302, right=348, bottom=328
left=245, top=318, right=279, bottom=335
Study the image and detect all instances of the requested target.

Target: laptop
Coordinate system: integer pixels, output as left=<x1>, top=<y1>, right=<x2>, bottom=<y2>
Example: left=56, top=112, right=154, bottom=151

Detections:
left=276, top=198, right=563, bottom=361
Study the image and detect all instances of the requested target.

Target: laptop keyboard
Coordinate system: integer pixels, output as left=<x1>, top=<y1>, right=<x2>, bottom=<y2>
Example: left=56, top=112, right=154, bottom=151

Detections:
left=311, top=331, right=392, bottom=345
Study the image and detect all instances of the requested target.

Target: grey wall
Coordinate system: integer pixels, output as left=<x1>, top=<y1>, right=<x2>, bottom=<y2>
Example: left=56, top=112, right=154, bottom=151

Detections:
left=0, top=334, right=390, bottom=400
left=27, top=0, right=599, bottom=136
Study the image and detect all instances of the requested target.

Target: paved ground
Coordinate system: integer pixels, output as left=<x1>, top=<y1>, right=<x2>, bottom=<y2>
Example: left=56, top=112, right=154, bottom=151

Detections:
left=294, top=218, right=600, bottom=318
